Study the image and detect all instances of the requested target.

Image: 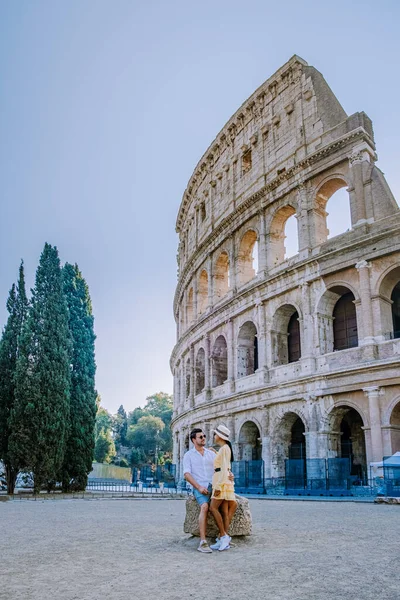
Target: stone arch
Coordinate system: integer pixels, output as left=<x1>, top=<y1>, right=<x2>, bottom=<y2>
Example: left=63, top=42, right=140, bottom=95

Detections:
left=271, top=304, right=302, bottom=365
left=315, top=176, right=352, bottom=243
left=238, top=420, right=262, bottom=461
left=267, top=204, right=298, bottom=267
left=325, top=404, right=367, bottom=482
left=198, top=269, right=209, bottom=316
left=214, top=251, right=230, bottom=300
left=389, top=398, right=400, bottom=454
left=195, top=347, right=205, bottom=394
left=211, top=335, right=228, bottom=388
left=382, top=394, right=400, bottom=427
left=377, top=265, right=400, bottom=339
left=237, top=229, right=258, bottom=285
left=237, top=321, right=258, bottom=378
left=316, top=284, right=359, bottom=354
left=271, top=411, right=308, bottom=478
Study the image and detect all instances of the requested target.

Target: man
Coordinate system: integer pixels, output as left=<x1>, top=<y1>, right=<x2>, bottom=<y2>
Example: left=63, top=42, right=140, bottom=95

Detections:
left=183, top=428, right=233, bottom=553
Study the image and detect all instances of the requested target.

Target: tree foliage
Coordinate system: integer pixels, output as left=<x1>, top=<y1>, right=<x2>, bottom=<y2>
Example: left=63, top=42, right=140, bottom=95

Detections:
left=8, top=244, right=72, bottom=493
left=94, top=428, right=116, bottom=464
left=60, top=263, right=97, bottom=491
left=0, top=262, right=28, bottom=493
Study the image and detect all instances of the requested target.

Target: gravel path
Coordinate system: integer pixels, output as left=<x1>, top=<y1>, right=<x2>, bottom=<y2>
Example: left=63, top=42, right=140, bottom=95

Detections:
left=2, top=498, right=399, bottom=600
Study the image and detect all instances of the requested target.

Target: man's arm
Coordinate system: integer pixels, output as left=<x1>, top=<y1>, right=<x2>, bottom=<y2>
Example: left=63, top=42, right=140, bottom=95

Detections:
left=184, top=472, right=209, bottom=495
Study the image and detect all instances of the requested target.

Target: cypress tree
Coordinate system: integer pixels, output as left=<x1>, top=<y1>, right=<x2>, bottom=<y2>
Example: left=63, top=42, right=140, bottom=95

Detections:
left=9, top=244, right=71, bottom=494
left=0, top=262, right=28, bottom=493
left=60, top=263, right=97, bottom=491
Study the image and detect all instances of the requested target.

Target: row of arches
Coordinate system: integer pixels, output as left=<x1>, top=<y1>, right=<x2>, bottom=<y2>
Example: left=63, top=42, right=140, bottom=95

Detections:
left=181, top=396, right=400, bottom=476
left=181, top=181, right=354, bottom=329
left=179, top=278, right=400, bottom=400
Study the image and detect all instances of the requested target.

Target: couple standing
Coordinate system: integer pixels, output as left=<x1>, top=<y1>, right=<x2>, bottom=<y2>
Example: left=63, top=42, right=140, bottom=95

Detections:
left=183, top=425, right=237, bottom=553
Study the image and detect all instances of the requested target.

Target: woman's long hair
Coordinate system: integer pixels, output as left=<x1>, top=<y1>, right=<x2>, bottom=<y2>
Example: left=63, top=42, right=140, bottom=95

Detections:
left=226, top=440, right=234, bottom=463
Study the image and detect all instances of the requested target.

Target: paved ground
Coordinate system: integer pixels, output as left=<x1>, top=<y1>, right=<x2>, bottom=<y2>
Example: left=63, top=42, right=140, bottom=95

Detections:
left=2, top=497, right=399, bottom=600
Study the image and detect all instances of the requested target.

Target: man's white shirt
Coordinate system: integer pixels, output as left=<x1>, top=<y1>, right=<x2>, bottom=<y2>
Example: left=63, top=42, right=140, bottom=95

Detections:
left=183, top=447, right=215, bottom=488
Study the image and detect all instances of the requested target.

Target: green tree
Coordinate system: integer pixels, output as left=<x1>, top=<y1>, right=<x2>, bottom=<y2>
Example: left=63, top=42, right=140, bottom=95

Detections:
left=95, top=406, right=113, bottom=436
left=128, top=406, right=147, bottom=426
left=0, top=262, right=28, bottom=493
left=60, top=263, right=97, bottom=492
left=129, top=447, right=146, bottom=467
left=114, top=404, right=128, bottom=448
left=94, top=428, right=116, bottom=463
left=126, top=415, right=165, bottom=459
left=9, top=244, right=72, bottom=494
left=143, top=393, right=173, bottom=425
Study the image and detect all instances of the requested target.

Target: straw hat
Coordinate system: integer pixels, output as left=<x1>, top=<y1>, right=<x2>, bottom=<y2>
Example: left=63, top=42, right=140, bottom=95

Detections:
left=213, top=424, right=231, bottom=441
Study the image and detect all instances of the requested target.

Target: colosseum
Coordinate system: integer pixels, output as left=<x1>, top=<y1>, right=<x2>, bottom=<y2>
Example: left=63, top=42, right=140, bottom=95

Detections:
left=170, top=55, right=400, bottom=494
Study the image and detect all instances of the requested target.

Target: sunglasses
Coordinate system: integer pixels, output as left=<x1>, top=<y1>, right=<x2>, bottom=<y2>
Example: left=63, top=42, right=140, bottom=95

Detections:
left=197, top=435, right=206, bottom=439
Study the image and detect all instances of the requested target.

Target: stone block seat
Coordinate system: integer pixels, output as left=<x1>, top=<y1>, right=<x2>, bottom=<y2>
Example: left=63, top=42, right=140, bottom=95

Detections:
left=184, top=494, right=252, bottom=537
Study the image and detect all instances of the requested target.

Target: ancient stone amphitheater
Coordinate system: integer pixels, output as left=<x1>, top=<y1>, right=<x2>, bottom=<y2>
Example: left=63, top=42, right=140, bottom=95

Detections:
left=170, top=56, right=400, bottom=491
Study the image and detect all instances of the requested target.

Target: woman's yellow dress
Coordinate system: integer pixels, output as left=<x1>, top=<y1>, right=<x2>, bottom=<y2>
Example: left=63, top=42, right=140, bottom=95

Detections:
left=212, top=443, right=235, bottom=500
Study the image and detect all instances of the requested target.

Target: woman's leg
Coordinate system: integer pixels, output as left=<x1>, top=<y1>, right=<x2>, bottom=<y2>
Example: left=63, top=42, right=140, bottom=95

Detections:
left=209, top=498, right=227, bottom=537
left=226, top=499, right=237, bottom=531
left=221, top=501, right=230, bottom=534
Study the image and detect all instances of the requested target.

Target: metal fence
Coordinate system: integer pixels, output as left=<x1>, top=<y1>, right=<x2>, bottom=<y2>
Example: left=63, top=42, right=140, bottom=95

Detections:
left=383, top=459, right=400, bottom=497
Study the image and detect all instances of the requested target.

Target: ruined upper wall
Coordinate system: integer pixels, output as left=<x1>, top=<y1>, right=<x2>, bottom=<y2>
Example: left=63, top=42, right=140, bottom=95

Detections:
left=176, top=55, right=375, bottom=238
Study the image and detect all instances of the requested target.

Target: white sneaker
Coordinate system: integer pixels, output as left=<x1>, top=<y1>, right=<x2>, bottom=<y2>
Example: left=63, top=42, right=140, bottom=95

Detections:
left=197, top=540, right=212, bottom=553
left=218, top=535, right=231, bottom=551
left=210, top=538, right=221, bottom=551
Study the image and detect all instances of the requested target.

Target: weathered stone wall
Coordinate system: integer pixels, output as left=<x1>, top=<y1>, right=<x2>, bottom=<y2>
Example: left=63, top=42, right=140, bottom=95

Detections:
left=170, top=56, right=400, bottom=483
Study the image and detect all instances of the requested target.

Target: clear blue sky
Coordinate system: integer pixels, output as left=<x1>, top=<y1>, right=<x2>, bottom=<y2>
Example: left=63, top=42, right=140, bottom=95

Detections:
left=1, top=1, right=399, bottom=414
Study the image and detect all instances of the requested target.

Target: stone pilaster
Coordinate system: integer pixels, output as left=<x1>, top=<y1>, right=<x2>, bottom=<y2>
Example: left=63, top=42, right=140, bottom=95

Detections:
left=355, top=260, right=374, bottom=343
left=189, top=345, right=195, bottom=408
left=258, top=210, right=268, bottom=273
left=227, top=319, right=236, bottom=392
left=363, top=386, right=384, bottom=463
left=256, top=299, right=269, bottom=382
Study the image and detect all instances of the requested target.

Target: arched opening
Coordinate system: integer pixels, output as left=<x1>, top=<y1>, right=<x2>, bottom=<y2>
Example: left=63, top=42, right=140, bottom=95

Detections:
left=389, top=400, right=400, bottom=454
left=289, top=417, right=306, bottom=459
left=184, top=433, right=190, bottom=452
left=377, top=266, right=400, bottom=339
left=268, top=205, right=298, bottom=267
left=328, top=406, right=367, bottom=483
left=284, top=214, right=299, bottom=259
left=317, top=285, right=359, bottom=354
left=238, top=421, right=262, bottom=461
left=186, top=287, right=194, bottom=326
left=273, top=412, right=306, bottom=478
left=272, top=304, right=301, bottom=365
left=198, top=270, right=208, bottom=316
left=288, top=311, right=301, bottom=363
left=237, top=230, right=258, bottom=285
left=195, top=348, right=205, bottom=394
left=237, top=321, right=258, bottom=378
left=315, top=178, right=351, bottom=243
left=211, top=335, right=228, bottom=388
left=391, top=282, right=400, bottom=339
left=333, top=292, right=358, bottom=350
left=185, top=358, right=191, bottom=399
left=214, top=252, right=230, bottom=300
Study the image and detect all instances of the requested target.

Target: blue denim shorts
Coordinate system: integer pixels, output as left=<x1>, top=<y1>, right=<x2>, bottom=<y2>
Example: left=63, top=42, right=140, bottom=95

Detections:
left=193, top=483, right=212, bottom=506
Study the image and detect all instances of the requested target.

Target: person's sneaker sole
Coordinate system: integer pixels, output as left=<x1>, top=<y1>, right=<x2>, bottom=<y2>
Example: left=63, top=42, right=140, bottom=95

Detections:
left=197, top=546, right=212, bottom=553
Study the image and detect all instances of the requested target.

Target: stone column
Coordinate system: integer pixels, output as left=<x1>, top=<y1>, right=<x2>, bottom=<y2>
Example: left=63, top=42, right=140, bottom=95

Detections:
left=178, top=429, right=186, bottom=482
left=172, top=430, right=179, bottom=470
left=207, top=254, right=213, bottom=309
left=299, top=283, right=316, bottom=375
left=261, top=409, right=271, bottom=480
left=204, top=334, right=211, bottom=399
left=349, top=150, right=373, bottom=226
left=296, top=183, right=312, bottom=259
left=227, top=319, right=236, bottom=392
left=193, top=276, right=198, bottom=322
left=229, top=234, right=237, bottom=292
left=189, top=345, right=195, bottom=407
left=258, top=210, right=268, bottom=274
left=256, top=300, right=269, bottom=382
left=363, top=386, right=384, bottom=463
left=355, top=260, right=374, bottom=343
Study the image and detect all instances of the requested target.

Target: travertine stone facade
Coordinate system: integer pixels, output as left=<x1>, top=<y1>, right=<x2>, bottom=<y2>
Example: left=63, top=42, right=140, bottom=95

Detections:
left=170, top=56, right=400, bottom=483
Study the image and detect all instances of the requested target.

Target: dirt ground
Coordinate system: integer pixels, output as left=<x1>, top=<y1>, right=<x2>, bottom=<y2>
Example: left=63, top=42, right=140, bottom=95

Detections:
left=1, top=497, right=399, bottom=600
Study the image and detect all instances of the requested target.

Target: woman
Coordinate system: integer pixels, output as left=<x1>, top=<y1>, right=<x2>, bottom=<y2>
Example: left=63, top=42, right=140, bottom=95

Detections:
left=209, top=424, right=237, bottom=552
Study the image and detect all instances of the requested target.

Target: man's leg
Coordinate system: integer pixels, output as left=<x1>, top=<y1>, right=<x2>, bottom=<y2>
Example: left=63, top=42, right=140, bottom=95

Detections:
left=198, top=503, right=209, bottom=541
